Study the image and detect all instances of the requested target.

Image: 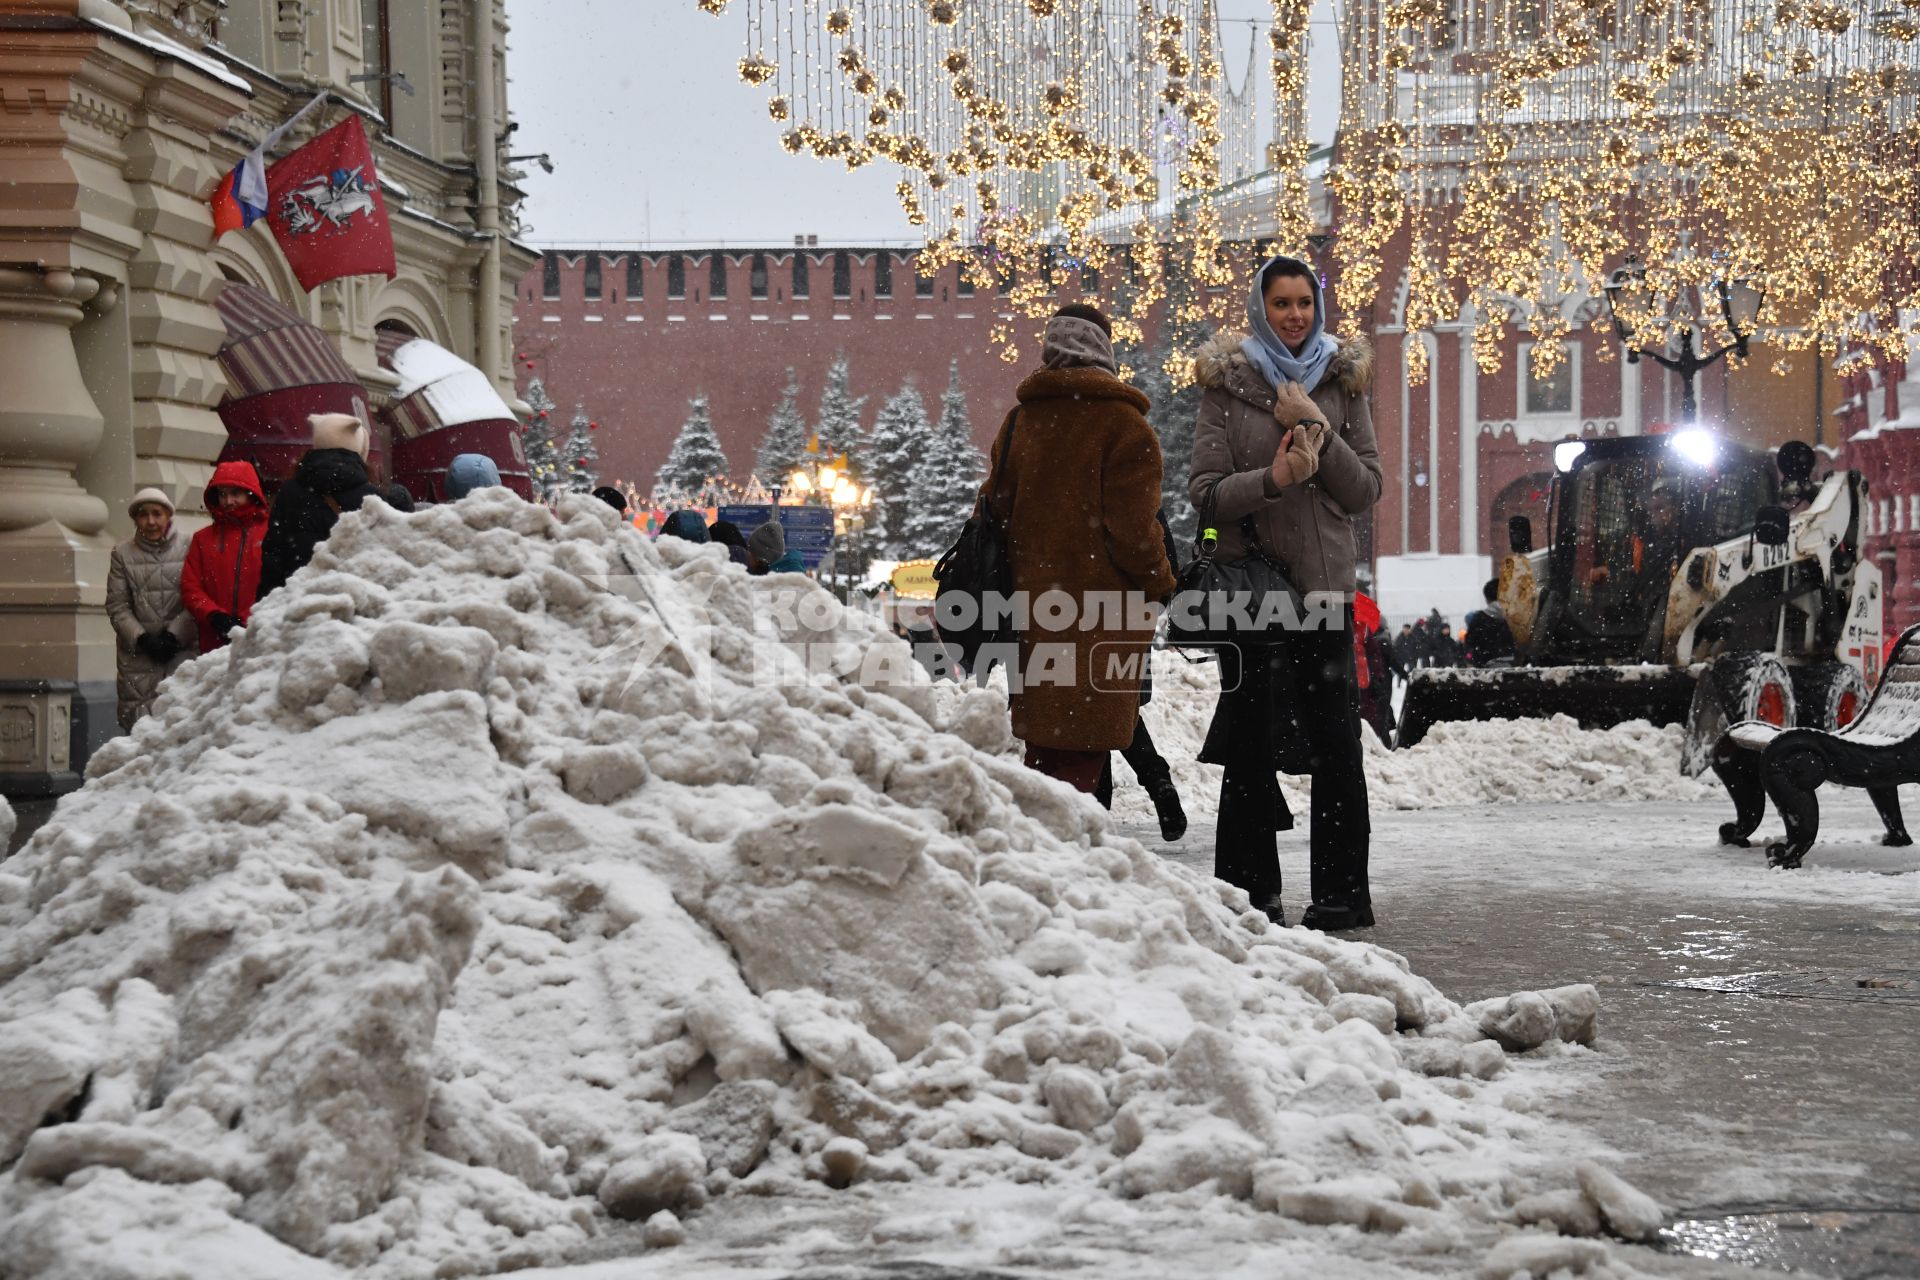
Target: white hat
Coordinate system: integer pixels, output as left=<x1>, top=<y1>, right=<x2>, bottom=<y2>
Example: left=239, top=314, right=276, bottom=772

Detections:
left=127, top=487, right=174, bottom=517
left=309, top=412, right=370, bottom=459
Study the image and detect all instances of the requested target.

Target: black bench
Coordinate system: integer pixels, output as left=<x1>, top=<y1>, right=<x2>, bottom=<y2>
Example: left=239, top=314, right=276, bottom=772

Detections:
left=1713, top=629, right=1918, bottom=868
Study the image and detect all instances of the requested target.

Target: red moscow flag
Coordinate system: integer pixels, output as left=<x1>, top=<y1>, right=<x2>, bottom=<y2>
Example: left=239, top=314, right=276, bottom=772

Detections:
left=265, top=117, right=397, bottom=292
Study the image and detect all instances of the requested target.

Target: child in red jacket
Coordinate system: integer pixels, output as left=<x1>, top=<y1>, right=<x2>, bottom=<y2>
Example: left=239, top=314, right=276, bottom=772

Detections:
left=181, top=459, right=269, bottom=653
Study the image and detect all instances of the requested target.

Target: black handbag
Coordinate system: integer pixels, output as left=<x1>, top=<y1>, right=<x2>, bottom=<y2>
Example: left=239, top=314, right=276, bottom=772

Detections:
left=1164, top=482, right=1304, bottom=649
left=932, top=410, right=1019, bottom=676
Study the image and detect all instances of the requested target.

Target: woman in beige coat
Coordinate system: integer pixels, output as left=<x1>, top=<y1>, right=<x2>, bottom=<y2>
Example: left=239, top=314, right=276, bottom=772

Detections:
left=1188, top=254, right=1382, bottom=931
left=105, top=488, right=197, bottom=729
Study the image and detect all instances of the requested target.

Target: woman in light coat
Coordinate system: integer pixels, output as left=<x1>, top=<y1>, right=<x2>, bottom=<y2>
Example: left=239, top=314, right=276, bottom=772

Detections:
left=105, top=488, right=197, bottom=729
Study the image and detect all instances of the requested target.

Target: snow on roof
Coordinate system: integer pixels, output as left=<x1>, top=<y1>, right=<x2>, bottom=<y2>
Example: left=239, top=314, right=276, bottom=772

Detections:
left=388, top=337, right=515, bottom=424
left=0, top=492, right=1653, bottom=1274
left=95, top=20, right=254, bottom=93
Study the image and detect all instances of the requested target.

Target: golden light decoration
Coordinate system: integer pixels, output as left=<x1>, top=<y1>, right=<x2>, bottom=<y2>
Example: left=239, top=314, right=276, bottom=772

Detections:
left=700, top=0, right=1920, bottom=387
left=1334, top=0, right=1920, bottom=383
left=697, top=0, right=1275, bottom=366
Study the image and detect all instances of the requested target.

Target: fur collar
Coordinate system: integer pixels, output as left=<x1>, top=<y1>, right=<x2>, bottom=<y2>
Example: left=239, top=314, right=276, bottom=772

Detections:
left=1015, top=365, right=1151, bottom=414
left=1192, top=331, right=1373, bottom=397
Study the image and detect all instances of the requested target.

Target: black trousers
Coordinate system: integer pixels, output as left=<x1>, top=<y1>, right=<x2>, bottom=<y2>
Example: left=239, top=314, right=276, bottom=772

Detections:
left=1214, top=627, right=1371, bottom=909
left=1094, top=718, right=1173, bottom=810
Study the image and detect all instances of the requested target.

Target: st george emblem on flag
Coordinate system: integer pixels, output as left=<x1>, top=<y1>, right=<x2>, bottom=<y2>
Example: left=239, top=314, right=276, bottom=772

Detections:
left=265, top=116, right=398, bottom=291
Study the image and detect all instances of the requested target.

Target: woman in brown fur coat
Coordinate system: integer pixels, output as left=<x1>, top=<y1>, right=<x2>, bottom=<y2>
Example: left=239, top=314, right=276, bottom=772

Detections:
left=1188, top=255, right=1382, bottom=931
left=983, top=303, right=1177, bottom=794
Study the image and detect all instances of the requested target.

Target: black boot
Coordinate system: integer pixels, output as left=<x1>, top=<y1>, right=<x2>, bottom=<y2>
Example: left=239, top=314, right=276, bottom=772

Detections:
left=1146, top=779, right=1187, bottom=842
left=1299, top=900, right=1373, bottom=932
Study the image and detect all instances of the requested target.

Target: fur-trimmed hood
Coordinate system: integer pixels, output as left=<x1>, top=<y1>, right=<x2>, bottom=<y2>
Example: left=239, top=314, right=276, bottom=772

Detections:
left=1192, top=331, right=1373, bottom=398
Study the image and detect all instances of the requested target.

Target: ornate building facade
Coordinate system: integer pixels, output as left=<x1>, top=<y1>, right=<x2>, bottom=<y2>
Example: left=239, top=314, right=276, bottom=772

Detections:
left=0, top=0, right=535, bottom=803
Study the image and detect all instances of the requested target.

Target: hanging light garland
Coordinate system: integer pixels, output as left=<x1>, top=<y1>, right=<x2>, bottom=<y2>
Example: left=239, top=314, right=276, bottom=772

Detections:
left=699, top=0, right=1920, bottom=386
left=1335, top=0, right=1920, bottom=383
left=696, top=0, right=1280, bottom=365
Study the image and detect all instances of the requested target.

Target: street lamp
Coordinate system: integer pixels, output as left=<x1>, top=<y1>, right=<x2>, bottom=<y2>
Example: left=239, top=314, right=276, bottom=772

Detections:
left=784, top=462, right=873, bottom=592
left=1602, top=254, right=1766, bottom=425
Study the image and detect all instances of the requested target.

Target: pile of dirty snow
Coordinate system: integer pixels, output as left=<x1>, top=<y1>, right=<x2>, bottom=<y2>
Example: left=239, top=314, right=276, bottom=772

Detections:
left=1104, top=651, right=1716, bottom=825
left=1, top=493, right=1654, bottom=1278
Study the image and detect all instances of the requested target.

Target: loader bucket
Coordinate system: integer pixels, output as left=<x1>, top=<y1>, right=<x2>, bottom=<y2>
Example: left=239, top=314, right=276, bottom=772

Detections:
left=1396, top=664, right=1698, bottom=749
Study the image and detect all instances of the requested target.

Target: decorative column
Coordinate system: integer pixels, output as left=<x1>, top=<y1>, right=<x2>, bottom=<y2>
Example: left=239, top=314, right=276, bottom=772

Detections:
left=0, top=266, right=115, bottom=795
left=0, top=8, right=247, bottom=797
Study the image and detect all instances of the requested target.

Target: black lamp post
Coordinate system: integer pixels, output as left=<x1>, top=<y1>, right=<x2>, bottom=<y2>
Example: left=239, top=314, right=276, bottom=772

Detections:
left=1602, top=256, right=1766, bottom=424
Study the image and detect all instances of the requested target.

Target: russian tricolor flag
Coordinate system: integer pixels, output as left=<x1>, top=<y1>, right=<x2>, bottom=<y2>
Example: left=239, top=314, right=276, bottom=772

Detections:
left=209, top=92, right=326, bottom=240
left=210, top=154, right=269, bottom=237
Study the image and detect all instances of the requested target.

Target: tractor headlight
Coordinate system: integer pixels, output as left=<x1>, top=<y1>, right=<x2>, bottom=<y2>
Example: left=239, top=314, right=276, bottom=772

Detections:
left=1553, top=440, right=1586, bottom=473
left=1667, top=428, right=1719, bottom=468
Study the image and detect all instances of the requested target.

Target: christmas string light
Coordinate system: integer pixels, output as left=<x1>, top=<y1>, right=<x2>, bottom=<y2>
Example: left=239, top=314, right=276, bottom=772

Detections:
left=1336, top=0, right=1920, bottom=382
left=699, top=0, right=1920, bottom=384
left=701, top=0, right=1275, bottom=363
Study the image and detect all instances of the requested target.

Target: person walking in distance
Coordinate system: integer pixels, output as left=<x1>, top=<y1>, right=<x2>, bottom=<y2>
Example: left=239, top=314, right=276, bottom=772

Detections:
left=181, top=460, right=269, bottom=654
left=1464, top=579, right=1517, bottom=667
left=104, top=488, right=197, bottom=729
left=1189, top=254, right=1382, bottom=930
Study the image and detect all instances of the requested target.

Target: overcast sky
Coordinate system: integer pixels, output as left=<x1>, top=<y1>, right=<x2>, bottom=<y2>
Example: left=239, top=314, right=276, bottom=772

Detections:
left=505, top=0, right=1344, bottom=248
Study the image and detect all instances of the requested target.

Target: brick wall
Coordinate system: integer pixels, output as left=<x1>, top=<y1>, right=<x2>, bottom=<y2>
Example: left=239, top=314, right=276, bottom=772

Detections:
left=513, top=248, right=1120, bottom=490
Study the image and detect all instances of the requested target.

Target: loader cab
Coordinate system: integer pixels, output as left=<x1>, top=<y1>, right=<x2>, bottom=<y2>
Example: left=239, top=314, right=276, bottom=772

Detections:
left=1542, top=433, right=1777, bottom=660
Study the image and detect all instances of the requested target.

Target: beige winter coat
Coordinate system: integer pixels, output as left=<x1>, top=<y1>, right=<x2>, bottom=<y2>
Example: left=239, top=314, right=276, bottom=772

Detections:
left=105, top=530, right=196, bottom=729
left=1187, top=332, right=1381, bottom=598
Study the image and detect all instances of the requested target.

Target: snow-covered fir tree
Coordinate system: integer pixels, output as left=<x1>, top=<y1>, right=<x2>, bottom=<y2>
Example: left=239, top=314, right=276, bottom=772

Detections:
left=655, top=394, right=730, bottom=496
left=560, top=405, right=600, bottom=495
left=754, top=368, right=809, bottom=483
left=899, top=361, right=984, bottom=556
left=813, top=353, right=868, bottom=467
left=521, top=376, right=564, bottom=503
left=866, top=379, right=930, bottom=559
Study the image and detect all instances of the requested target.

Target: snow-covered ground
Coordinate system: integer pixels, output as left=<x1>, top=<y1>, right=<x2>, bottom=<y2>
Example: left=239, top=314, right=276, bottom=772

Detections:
left=1, top=492, right=1909, bottom=1280
left=1105, top=650, right=1716, bottom=828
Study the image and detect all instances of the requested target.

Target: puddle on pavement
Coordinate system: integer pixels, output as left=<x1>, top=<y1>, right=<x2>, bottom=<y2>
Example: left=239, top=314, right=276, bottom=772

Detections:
left=1658, top=1209, right=1920, bottom=1278
left=1643, top=968, right=1920, bottom=1005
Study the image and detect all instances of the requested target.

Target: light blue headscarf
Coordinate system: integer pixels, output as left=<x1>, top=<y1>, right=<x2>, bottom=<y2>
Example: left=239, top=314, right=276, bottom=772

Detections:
left=1241, top=254, right=1339, bottom=392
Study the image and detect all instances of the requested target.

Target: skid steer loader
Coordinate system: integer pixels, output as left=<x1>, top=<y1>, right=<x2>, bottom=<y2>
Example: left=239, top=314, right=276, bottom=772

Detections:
left=1397, top=431, right=1882, bottom=775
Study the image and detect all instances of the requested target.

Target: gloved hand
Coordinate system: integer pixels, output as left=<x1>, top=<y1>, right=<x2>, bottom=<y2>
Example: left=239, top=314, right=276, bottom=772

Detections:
left=135, top=631, right=175, bottom=661
left=1272, top=380, right=1326, bottom=431
left=209, top=611, right=241, bottom=640
left=1268, top=425, right=1324, bottom=489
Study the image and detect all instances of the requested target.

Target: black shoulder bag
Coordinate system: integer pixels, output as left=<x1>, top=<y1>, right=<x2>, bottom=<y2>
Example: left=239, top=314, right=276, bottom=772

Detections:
left=931, top=410, right=1019, bottom=676
left=1163, top=481, right=1304, bottom=649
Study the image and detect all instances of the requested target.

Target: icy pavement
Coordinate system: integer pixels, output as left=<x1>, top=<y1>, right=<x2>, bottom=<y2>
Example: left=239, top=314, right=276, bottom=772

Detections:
left=1135, top=795, right=1920, bottom=1279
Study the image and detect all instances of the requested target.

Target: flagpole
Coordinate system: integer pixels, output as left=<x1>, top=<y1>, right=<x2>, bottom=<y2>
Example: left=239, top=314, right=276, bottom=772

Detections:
left=260, top=92, right=328, bottom=154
